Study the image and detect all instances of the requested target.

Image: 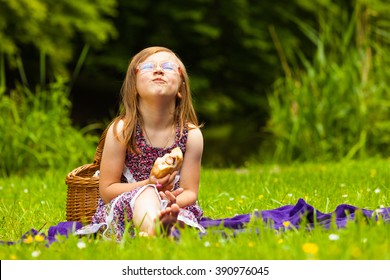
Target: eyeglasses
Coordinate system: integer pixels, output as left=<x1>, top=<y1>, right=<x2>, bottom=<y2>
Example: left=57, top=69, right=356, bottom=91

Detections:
left=136, top=61, right=181, bottom=74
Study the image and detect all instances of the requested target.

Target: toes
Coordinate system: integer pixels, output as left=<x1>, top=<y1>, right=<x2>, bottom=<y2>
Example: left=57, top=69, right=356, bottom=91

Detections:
left=157, top=205, right=180, bottom=236
left=170, top=204, right=180, bottom=215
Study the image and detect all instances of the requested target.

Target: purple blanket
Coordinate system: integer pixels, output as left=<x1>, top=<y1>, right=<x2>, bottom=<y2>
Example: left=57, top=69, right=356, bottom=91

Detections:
left=2, top=199, right=389, bottom=245
left=200, top=198, right=389, bottom=229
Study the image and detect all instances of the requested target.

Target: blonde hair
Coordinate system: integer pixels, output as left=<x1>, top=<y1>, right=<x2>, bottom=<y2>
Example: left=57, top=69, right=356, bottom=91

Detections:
left=114, top=46, right=200, bottom=153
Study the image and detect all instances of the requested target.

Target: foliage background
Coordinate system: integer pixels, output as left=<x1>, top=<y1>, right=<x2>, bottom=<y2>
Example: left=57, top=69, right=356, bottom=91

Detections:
left=1, top=0, right=390, bottom=172
left=1, top=0, right=390, bottom=262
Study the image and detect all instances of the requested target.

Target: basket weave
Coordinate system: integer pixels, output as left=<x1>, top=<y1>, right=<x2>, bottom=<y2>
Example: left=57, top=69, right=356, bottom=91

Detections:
left=65, top=129, right=107, bottom=224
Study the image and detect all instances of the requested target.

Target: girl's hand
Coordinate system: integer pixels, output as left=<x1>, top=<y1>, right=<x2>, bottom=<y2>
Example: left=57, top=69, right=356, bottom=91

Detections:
left=159, top=187, right=184, bottom=207
left=149, top=171, right=178, bottom=192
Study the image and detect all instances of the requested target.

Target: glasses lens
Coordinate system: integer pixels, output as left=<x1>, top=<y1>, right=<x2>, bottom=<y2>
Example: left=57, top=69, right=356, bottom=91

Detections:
left=161, top=62, right=178, bottom=72
left=138, top=62, right=155, bottom=73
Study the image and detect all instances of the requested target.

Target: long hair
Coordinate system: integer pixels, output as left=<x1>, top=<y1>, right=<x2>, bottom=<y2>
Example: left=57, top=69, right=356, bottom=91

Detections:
left=113, top=46, right=200, bottom=153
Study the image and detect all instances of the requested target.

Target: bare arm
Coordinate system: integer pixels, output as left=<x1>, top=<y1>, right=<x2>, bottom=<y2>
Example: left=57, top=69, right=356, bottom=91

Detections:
left=99, top=120, right=150, bottom=203
left=175, top=126, right=204, bottom=207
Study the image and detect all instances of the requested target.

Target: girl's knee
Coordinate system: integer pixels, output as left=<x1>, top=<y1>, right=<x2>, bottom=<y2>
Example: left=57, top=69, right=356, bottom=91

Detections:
left=132, top=186, right=161, bottom=234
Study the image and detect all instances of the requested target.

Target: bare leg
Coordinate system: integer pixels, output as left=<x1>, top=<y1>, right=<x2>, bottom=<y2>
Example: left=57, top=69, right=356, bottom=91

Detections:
left=132, top=187, right=161, bottom=236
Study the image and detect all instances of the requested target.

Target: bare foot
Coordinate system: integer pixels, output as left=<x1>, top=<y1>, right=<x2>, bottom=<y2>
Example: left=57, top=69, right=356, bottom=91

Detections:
left=157, top=204, right=184, bottom=236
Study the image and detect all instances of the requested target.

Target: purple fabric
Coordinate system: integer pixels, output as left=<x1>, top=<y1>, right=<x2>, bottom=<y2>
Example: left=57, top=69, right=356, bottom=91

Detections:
left=199, top=198, right=390, bottom=231
left=46, top=221, right=83, bottom=244
left=0, top=221, right=82, bottom=246
left=2, top=199, right=389, bottom=245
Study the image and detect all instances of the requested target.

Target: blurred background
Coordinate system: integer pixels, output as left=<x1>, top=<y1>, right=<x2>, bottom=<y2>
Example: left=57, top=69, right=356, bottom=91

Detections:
left=1, top=0, right=390, bottom=175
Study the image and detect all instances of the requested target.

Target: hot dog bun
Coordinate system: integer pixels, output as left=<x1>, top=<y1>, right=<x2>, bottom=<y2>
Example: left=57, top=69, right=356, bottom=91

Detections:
left=151, top=147, right=183, bottom=179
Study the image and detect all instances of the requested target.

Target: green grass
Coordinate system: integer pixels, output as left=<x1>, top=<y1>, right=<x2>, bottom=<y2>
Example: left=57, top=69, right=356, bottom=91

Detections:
left=0, top=159, right=389, bottom=260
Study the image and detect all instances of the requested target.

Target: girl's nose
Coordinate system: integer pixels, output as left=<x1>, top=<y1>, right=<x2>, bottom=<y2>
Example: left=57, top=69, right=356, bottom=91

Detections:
left=154, top=64, right=164, bottom=74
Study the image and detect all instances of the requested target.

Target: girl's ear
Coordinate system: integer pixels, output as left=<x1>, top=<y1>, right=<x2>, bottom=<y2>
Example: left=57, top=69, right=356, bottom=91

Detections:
left=177, top=92, right=183, bottom=99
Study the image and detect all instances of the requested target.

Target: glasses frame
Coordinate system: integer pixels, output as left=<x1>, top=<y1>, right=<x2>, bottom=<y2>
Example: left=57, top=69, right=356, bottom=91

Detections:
left=136, top=61, right=182, bottom=75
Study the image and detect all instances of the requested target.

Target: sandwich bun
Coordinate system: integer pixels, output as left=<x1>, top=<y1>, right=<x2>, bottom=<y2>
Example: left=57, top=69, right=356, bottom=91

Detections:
left=151, top=147, right=183, bottom=179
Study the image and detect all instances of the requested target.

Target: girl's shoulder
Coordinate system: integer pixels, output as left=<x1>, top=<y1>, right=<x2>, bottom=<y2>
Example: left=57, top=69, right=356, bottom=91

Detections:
left=186, top=121, right=203, bottom=129
left=186, top=123, right=203, bottom=144
left=111, top=118, right=124, bottom=131
left=186, top=122, right=203, bottom=134
left=183, top=123, right=203, bottom=156
left=106, top=118, right=125, bottom=142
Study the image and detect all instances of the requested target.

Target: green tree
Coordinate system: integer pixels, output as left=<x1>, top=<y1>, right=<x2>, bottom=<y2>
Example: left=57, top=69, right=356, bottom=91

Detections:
left=0, top=0, right=117, bottom=85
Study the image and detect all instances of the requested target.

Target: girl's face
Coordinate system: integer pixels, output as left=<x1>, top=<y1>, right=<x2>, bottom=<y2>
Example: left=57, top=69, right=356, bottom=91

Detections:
left=135, top=51, right=182, bottom=102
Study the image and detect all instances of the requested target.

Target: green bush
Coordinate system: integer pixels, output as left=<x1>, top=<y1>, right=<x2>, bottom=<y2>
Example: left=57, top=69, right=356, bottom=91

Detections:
left=0, top=80, right=99, bottom=176
left=264, top=1, right=390, bottom=162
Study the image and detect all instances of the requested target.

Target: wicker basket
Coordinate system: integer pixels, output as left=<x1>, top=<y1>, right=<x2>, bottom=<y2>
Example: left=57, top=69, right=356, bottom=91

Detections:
left=65, top=129, right=107, bottom=224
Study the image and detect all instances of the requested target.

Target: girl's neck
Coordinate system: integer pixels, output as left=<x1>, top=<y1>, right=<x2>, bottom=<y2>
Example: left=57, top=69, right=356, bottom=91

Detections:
left=139, top=99, right=175, bottom=130
left=139, top=101, right=177, bottom=148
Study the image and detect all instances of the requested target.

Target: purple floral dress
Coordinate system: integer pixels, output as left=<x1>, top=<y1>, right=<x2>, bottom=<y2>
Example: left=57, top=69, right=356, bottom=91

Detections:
left=88, top=123, right=204, bottom=240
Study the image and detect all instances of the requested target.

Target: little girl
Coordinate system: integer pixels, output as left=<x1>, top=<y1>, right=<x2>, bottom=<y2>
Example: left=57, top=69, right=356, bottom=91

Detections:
left=86, top=46, right=205, bottom=239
